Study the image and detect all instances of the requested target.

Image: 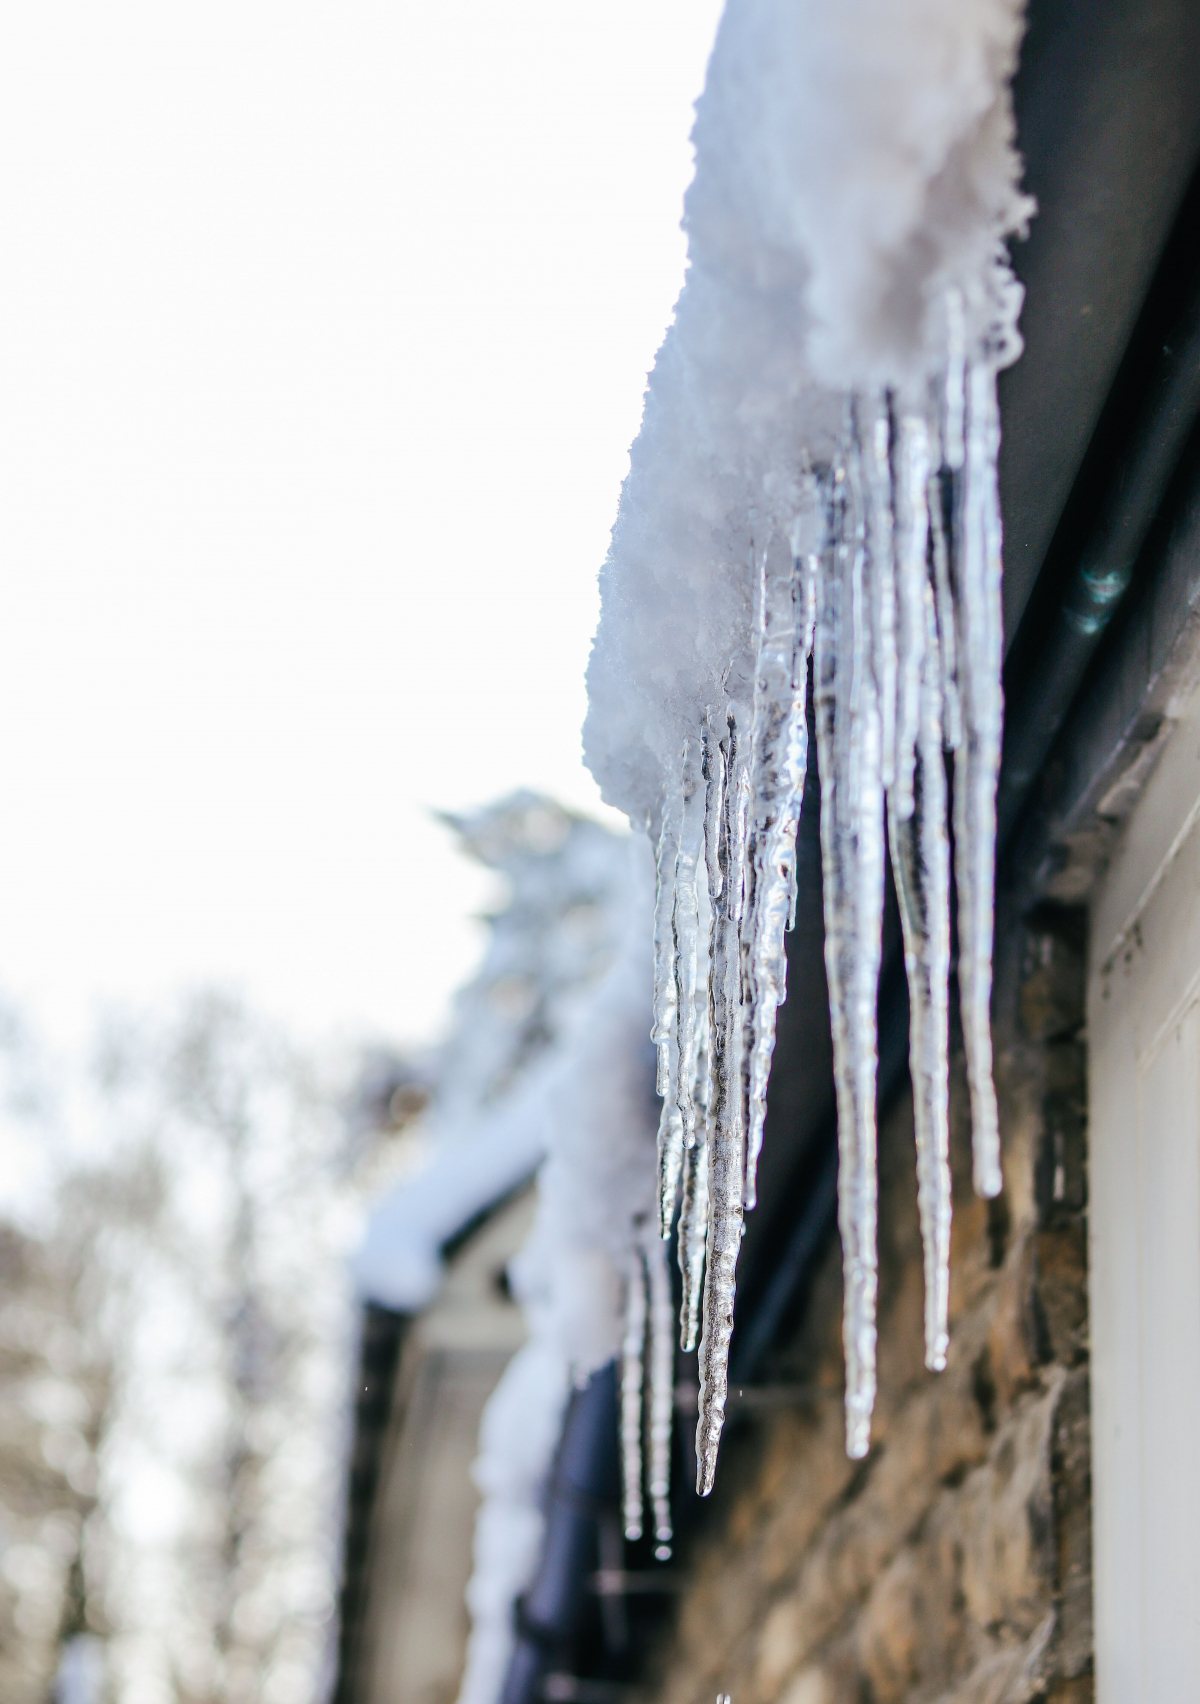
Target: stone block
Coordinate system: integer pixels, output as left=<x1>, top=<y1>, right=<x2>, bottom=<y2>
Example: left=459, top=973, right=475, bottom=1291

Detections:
left=959, top=1380, right=1061, bottom=1638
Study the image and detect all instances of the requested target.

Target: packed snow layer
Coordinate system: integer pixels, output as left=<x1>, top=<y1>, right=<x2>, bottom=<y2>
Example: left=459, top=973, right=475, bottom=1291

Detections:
left=585, top=0, right=1031, bottom=817
left=585, top=0, right=1032, bottom=1472
left=353, top=794, right=633, bottom=1309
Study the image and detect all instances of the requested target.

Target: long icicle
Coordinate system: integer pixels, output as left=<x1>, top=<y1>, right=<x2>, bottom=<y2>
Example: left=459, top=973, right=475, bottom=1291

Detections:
left=673, top=745, right=707, bottom=1165
left=864, top=392, right=898, bottom=795
left=667, top=353, right=1006, bottom=1477
left=620, top=1252, right=647, bottom=1542
left=677, top=719, right=723, bottom=1315
left=953, top=362, right=1003, bottom=1199
left=645, top=1236, right=675, bottom=1554
left=888, top=410, right=953, bottom=1371
left=815, top=434, right=884, bottom=1462
left=655, top=757, right=687, bottom=1237
left=892, top=411, right=929, bottom=821
left=702, top=720, right=726, bottom=904
left=889, top=577, right=952, bottom=1371
left=651, top=771, right=683, bottom=1097
left=695, top=714, right=750, bottom=1493
left=742, top=524, right=816, bottom=1209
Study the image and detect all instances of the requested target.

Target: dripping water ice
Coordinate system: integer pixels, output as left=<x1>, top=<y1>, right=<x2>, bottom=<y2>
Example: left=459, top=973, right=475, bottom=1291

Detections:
left=815, top=428, right=885, bottom=1461
left=645, top=1236, right=675, bottom=1555
left=695, top=712, right=750, bottom=1495
left=619, top=1235, right=677, bottom=1553
left=644, top=348, right=1008, bottom=1488
left=620, top=1247, right=647, bottom=1542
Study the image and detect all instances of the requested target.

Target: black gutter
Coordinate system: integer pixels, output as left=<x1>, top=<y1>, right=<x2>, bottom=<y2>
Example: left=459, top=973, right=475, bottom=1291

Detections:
left=331, top=1304, right=409, bottom=1704
left=996, top=0, right=1200, bottom=644
left=500, top=1364, right=623, bottom=1704
left=999, top=164, right=1200, bottom=851
left=1011, top=430, right=1200, bottom=911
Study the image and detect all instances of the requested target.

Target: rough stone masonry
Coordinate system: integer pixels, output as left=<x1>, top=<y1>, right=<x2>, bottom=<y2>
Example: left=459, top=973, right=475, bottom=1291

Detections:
left=649, top=902, right=1092, bottom=1704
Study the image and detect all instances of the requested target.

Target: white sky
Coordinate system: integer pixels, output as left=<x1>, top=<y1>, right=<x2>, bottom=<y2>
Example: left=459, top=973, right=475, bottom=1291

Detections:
left=0, top=2, right=722, bottom=1053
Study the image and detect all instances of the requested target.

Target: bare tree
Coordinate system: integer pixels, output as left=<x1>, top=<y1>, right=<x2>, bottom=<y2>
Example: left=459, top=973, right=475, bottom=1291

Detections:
left=0, top=990, right=363, bottom=1704
left=85, top=991, right=355, bottom=1704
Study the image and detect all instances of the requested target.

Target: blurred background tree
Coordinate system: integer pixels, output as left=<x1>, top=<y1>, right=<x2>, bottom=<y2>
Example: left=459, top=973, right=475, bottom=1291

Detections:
left=0, top=991, right=384, bottom=1704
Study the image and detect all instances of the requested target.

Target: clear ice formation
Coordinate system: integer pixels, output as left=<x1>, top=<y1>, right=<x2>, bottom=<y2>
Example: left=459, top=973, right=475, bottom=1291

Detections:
left=620, top=1245, right=647, bottom=1542
left=620, top=1233, right=677, bottom=1551
left=645, top=1237, right=675, bottom=1553
left=649, top=355, right=1007, bottom=1485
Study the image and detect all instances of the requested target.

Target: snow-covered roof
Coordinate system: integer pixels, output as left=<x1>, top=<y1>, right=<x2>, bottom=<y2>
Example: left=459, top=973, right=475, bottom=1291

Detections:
left=352, top=793, right=635, bottom=1311
left=583, top=0, right=1030, bottom=1471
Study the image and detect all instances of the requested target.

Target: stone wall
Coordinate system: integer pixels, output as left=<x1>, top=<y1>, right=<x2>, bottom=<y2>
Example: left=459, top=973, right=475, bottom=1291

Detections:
left=652, top=907, right=1092, bottom=1704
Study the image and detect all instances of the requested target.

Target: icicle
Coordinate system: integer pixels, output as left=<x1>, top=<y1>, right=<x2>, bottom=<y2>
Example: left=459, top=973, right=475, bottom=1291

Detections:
left=953, top=363, right=1004, bottom=1200
left=785, top=855, right=800, bottom=935
left=862, top=393, right=897, bottom=793
left=654, top=757, right=688, bottom=1238
left=789, top=515, right=819, bottom=934
left=928, top=453, right=963, bottom=753
left=651, top=769, right=684, bottom=1096
left=657, top=1085, right=685, bottom=1243
left=695, top=715, right=750, bottom=1494
left=645, top=1237, right=675, bottom=1554
left=620, top=1252, right=647, bottom=1542
left=741, top=522, right=816, bottom=1210
left=641, top=328, right=1007, bottom=1479
left=677, top=1130, right=709, bottom=1352
left=702, top=722, right=725, bottom=903
left=673, top=746, right=707, bottom=1160
left=892, top=414, right=931, bottom=820
left=815, top=441, right=884, bottom=1462
left=678, top=1000, right=710, bottom=1351
left=888, top=580, right=952, bottom=1371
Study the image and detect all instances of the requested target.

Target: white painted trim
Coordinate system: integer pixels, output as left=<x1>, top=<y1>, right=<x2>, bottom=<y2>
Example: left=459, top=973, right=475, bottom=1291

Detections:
left=1093, top=672, right=1200, bottom=971
left=1089, top=664, right=1200, bottom=1702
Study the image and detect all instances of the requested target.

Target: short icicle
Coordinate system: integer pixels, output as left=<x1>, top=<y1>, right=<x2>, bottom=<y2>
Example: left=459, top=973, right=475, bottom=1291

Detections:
left=620, top=1250, right=647, bottom=1542
left=645, top=1236, right=675, bottom=1552
left=695, top=714, right=750, bottom=1493
left=815, top=440, right=885, bottom=1462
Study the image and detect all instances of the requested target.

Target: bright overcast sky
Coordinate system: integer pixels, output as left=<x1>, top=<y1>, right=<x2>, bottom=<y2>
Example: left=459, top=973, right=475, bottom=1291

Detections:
left=0, top=2, right=722, bottom=1052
